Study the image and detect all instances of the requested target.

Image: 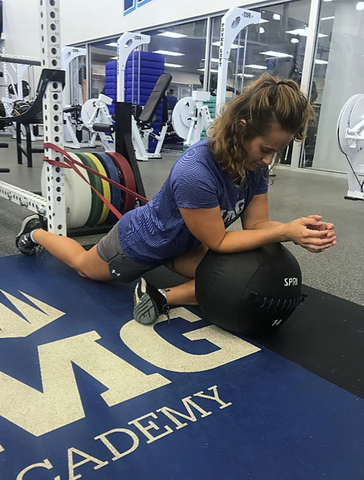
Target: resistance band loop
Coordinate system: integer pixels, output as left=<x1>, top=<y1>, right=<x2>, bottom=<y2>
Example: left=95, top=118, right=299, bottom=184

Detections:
left=43, top=142, right=149, bottom=220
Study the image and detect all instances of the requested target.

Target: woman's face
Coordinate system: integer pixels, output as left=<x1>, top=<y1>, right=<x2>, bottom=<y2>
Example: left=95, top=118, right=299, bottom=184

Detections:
left=242, top=122, right=294, bottom=171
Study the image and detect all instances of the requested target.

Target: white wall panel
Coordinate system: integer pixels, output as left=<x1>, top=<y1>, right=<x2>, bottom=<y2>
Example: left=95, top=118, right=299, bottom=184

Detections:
left=2, top=0, right=253, bottom=57
left=60, top=0, right=250, bottom=45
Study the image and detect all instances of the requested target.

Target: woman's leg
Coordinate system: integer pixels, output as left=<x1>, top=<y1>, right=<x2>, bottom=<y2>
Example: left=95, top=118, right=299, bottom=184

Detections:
left=163, top=244, right=208, bottom=305
left=163, top=279, right=197, bottom=305
left=134, top=244, right=208, bottom=324
left=33, top=229, right=112, bottom=281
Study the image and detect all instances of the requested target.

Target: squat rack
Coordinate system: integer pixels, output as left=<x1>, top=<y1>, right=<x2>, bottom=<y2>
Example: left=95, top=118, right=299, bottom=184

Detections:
left=0, top=0, right=145, bottom=236
left=0, top=0, right=65, bottom=235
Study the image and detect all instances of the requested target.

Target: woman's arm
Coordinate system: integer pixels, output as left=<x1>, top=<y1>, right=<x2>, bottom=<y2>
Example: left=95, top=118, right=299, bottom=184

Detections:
left=179, top=193, right=336, bottom=254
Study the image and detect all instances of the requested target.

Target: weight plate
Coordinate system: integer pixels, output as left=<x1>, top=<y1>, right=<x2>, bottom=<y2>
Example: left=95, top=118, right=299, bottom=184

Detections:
left=94, top=152, right=122, bottom=224
left=75, top=152, right=104, bottom=226
left=41, top=153, right=92, bottom=229
left=105, top=152, right=137, bottom=214
left=83, top=152, right=111, bottom=225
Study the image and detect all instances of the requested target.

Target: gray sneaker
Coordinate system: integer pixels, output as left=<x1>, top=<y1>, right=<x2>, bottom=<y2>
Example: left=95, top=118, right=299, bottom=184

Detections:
left=133, top=277, right=170, bottom=325
left=15, top=215, right=42, bottom=255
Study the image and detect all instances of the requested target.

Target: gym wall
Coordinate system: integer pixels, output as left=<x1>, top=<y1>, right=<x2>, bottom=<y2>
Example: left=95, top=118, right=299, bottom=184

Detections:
left=60, top=0, right=252, bottom=45
left=2, top=0, right=43, bottom=60
left=2, top=0, right=253, bottom=58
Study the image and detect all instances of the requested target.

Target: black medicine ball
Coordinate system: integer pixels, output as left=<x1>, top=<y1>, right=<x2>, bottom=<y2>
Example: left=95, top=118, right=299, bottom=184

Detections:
left=195, top=243, right=305, bottom=337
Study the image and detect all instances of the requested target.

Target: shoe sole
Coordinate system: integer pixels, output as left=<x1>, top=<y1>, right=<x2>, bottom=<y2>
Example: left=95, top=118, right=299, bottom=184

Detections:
left=16, top=214, right=40, bottom=240
left=133, top=293, right=159, bottom=324
left=15, top=214, right=41, bottom=254
left=133, top=278, right=158, bottom=325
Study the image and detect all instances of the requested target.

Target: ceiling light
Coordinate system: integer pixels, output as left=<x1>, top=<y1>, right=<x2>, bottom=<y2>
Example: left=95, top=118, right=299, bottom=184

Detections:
left=260, top=27, right=265, bottom=34
left=153, top=50, right=185, bottom=56
left=273, top=13, right=281, bottom=20
left=198, top=68, right=219, bottom=73
left=237, top=73, right=255, bottom=78
left=206, top=58, right=231, bottom=63
left=356, top=2, right=364, bottom=10
left=321, top=16, right=335, bottom=21
left=290, top=38, right=299, bottom=44
left=158, top=32, right=187, bottom=38
left=106, top=42, right=118, bottom=47
left=212, top=41, right=241, bottom=49
left=259, top=51, right=293, bottom=58
left=165, top=63, right=183, bottom=68
left=252, top=18, right=269, bottom=25
left=286, top=27, right=327, bottom=38
left=315, top=59, right=328, bottom=64
left=245, top=64, right=267, bottom=69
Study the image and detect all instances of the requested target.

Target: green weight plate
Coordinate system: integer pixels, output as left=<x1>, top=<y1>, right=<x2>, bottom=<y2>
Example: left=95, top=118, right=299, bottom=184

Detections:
left=75, top=152, right=104, bottom=227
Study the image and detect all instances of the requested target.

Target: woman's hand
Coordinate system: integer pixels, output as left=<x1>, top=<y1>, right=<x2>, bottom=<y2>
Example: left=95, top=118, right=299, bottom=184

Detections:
left=284, top=215, right=336, bottom=253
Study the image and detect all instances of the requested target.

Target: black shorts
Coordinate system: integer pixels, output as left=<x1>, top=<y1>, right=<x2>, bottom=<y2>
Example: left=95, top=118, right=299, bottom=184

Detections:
left=96, top=223, right=156, bottom=282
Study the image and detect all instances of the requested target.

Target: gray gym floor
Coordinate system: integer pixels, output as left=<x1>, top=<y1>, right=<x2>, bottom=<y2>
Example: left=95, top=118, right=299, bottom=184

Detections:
left=0, top=132, right=362, bottom=306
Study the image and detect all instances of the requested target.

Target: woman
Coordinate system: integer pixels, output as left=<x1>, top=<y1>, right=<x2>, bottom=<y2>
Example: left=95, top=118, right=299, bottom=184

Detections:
left=16, top=74, right=336, bottom=325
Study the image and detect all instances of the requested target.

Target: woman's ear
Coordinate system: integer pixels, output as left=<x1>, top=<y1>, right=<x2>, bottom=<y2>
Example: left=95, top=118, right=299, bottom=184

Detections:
left=241, top=119, right=247, bottom=127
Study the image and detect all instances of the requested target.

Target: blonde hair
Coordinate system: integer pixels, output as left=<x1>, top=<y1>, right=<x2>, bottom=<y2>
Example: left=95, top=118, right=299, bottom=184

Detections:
left=208, top=73, right=314, bottom=183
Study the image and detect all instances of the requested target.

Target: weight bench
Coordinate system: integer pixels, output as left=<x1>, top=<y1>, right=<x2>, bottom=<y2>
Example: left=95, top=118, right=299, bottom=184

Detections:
left=3, top=69, right=65, bottom=167
left=136, top=72, right=172, bottom=127
left=133, top=73, right=172, bottom=161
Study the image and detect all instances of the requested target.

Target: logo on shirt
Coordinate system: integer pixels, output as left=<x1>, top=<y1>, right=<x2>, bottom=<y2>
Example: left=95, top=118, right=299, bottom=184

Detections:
left=221, top=199, right=245, bottom=224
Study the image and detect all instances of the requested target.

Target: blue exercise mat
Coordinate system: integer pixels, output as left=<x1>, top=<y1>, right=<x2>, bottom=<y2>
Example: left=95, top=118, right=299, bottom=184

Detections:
left=1, top=254, right=363, bottom=479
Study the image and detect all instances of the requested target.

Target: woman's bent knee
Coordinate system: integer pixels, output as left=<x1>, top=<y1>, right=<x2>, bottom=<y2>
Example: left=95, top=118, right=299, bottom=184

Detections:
left=74, top=247, right=112, bottom=281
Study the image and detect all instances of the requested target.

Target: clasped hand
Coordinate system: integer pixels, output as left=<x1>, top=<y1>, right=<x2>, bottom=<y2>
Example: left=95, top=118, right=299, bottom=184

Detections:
left=287, top=214, right=336, bottom=253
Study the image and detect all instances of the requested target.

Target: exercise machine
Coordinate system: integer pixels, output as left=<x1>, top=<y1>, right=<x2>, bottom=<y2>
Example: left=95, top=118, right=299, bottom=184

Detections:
left=132, top=72, right=172, bottom=161
left=0, top=53, right=42, bottom=141
left=337, top=94, right=364, bottom=200
left=172, top=7, right=261, bottom=147
left=215, top=8, right=260, bottom=115
left=117, top=32, right=171, bottom=161
left=1, top=68, right=64, bottom=168
left=61, top=46, right=92, bottom=149
left=172, top=91, right=212, bottom=147
left=81, top=93, right=115, bottom=151
left=82, top=71, right=172, bottom=160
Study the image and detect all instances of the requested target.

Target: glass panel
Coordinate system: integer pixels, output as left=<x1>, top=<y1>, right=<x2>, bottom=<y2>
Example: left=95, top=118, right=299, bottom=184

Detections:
left=208, top=15, right=246, bottom=101
left=89, top=38, right=119, bottom=98
left=307, top=0, right=364, bottom=173
left=247, top=1, right=311, bottom=165
left=206, top=16, right=222, bottom=97
left=143, top=19, right=207, bottom=102
left=204, top=1, right=312, bottom=164
left=63, top=47, right=87, bottom=106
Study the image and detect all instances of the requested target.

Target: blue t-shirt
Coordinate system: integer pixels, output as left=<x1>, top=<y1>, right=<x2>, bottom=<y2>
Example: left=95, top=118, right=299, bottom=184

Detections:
left=118, top=139, right=269, bottom=265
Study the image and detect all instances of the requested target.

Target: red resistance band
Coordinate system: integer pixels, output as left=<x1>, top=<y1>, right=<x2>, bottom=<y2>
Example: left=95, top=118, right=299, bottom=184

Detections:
left=43, top=143, right=149, bottom=220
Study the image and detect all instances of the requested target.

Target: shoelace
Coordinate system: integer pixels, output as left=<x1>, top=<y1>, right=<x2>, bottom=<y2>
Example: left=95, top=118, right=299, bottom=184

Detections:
left=161, top=304, right=171, bottom=326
